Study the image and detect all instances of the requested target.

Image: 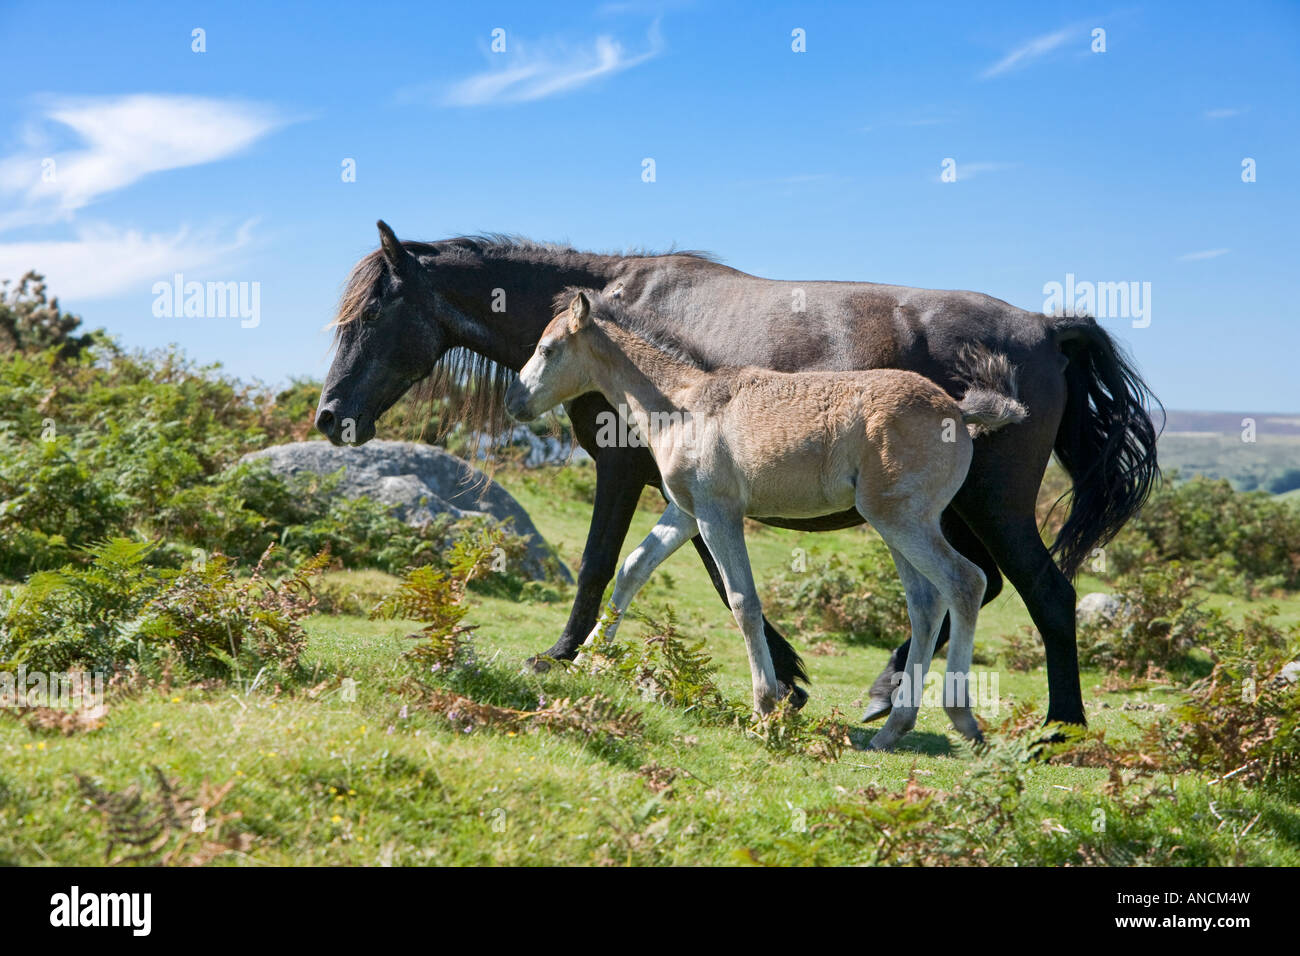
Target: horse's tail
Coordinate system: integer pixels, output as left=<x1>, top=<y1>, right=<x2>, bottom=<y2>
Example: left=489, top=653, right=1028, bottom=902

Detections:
left=956, top=345, right=1029, bottom=435
left=1049, top=315, right=1162, bottom=578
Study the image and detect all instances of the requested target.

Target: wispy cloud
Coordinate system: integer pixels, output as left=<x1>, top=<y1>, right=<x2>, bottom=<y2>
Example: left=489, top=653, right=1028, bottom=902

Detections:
left=0, top=94, right=285, bottom=230
left=441, top=23, right=663, bottom=106
left=1204, top=107, right=1245, bottom=119
left=980, top=28, right=1073, bottom=79
left=0, top=221, right=259, bottom=300
left=1179, top=248, right=1230, bottom=261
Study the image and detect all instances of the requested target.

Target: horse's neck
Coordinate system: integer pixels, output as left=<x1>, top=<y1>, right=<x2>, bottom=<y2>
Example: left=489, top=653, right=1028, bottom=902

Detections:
left=430, top=250, right=622, bottom=371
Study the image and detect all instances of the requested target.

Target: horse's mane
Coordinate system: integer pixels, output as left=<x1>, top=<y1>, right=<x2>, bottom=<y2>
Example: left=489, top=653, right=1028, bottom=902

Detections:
left=330, top=236, right=718, bottom=335
left=552, top=287, right=723, bottom=373
left=327, top=237, right=720, bottom=458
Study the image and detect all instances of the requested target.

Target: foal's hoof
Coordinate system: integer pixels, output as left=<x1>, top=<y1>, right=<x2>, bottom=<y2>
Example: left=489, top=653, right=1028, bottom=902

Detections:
left=861, top=694, right=892, bottom=723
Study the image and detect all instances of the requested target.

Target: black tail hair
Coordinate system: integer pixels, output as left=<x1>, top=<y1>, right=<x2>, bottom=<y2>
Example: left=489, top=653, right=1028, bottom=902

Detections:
left=1051, top=316, right=1162, bottom=578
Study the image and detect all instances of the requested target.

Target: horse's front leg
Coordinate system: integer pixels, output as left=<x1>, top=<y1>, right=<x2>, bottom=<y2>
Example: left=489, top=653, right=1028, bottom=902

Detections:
left=525, top=448, right=646, bottom=672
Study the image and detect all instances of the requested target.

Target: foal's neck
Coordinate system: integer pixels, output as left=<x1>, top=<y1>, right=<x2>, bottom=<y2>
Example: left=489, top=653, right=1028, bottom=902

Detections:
left=585, top=321, right=704, bottom=418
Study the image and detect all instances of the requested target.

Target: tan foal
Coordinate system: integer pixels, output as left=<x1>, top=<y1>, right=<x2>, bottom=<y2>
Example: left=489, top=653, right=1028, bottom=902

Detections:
left=505, top=291, right=1027, bottom=750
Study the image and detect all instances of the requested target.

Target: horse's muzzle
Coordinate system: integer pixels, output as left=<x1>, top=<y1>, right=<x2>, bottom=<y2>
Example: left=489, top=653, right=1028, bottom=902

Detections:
left=504, top=383, right=534, bottom=422
left=315, top=401, right=372, bottom=446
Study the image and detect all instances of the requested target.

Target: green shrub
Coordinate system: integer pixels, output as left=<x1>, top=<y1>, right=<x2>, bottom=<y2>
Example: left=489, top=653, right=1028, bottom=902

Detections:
left=1076, top=563, right=1225, bottom=675
left=1106, top=474, right=1300, bottom=594
left=0, top=539, right=325, bottom=683
left=0, top=340, right=538, bottom=584
left=1163, top=609, right=1300, bottom=789
left=761, top=540, right=908, bottom=646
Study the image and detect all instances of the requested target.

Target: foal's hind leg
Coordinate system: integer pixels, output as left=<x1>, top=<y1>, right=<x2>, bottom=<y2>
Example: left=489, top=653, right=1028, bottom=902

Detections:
left=867, top=549, right=944, bottom=750
left=580, top=502, right=698, bottom=653
left=863, top=510, right=1002, bottom=723
left=870, top=522, right=987, bottom=749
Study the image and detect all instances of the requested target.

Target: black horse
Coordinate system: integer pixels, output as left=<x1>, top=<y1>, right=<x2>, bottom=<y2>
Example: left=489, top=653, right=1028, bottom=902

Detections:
left=316, top=221, right=1160, bottom=728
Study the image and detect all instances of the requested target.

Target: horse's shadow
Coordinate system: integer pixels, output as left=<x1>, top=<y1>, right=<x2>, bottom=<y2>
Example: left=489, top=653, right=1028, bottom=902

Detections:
left=848, top=726, right=955, bottom=756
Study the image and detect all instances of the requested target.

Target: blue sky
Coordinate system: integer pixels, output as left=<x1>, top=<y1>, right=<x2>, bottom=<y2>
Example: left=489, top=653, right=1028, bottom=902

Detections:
left=1, top=0, right=1296, bottom=412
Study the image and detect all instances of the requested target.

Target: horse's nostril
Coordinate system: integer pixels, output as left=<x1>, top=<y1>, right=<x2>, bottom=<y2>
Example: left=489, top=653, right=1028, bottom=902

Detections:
left=316, top=409, right=336, bottom=437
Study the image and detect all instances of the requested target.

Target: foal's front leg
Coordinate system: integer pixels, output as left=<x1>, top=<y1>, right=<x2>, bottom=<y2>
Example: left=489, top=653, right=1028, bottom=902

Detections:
left=693, top=508, right=783, bottom=715
left=579, top=503, right=699, bottom=653
left=527, top=449, right=646, bottom=671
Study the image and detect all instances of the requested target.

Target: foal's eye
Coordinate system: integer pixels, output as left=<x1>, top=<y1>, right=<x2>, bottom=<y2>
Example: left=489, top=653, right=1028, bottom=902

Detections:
left=539, top=345, right=554, bottom=358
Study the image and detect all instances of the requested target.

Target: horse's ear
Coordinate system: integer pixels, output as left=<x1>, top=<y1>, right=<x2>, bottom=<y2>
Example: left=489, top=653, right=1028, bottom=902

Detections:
left=568, top=292, right=591, bottom=331
left=377, top=220, right=413, bottom=275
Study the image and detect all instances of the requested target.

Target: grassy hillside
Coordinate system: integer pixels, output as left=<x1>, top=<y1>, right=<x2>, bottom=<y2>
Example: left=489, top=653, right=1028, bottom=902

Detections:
left=0, top=321, right=1296, bottom=866
left=1158, top=410, right=1300, bottom=492
left=3, top=463, right=1298, bottom=867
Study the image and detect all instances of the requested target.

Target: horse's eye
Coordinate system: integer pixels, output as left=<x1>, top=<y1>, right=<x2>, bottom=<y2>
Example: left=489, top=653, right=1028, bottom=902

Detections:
left=539, top=345, right=554, bottom=358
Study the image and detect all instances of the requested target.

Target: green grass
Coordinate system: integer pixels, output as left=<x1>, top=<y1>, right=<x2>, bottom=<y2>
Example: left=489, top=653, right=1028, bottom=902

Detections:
left=3, top=464, right=1299, bottom=866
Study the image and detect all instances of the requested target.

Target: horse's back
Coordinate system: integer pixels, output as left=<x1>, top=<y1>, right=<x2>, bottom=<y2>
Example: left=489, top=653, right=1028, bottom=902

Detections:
left=611, top=260, right=1054, bottom=399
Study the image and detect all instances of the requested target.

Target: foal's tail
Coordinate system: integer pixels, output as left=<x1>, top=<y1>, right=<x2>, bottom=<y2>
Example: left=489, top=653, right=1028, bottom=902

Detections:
left=955, top=345, right=1029, bottom=436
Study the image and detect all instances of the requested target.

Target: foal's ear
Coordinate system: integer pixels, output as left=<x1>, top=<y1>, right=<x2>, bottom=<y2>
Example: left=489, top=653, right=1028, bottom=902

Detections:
left=377, top=220, right=414, bottom=275
left=568, top=292, right=592, bottom=332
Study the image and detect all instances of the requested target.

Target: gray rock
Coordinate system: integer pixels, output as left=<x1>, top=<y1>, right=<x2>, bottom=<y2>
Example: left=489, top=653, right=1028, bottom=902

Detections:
left=242, top=440, right=570, bottom=582
left=471, top=426, right=590, bottom=468
left=1076, top=592, right=1126, bottom=626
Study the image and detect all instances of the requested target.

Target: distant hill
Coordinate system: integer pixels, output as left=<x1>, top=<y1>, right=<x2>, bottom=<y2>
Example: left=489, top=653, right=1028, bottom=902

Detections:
left=1156, top=409, right=1300, bottom=493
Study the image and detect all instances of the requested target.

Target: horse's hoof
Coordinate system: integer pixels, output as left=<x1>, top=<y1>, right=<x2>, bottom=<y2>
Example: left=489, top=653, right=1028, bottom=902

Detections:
left=1027, top=719, right=1085, bottom=758
left=867, top=732, right=897, bottom=751
left=861, top=696, right=892, bottom=723
left=523, top=654, right=557, bottom=674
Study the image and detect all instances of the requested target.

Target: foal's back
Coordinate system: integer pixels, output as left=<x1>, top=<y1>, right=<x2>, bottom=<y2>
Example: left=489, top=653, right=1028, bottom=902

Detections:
left=673, top=365, right=971, bottom=521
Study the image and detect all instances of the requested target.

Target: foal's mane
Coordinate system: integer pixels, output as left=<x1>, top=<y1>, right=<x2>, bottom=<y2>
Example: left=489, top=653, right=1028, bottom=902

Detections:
left=328, top=236, right=720, bottom=455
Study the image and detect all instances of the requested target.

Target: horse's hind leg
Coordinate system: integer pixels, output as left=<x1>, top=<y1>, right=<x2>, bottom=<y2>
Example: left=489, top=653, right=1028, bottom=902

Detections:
left=867, top=548, right=944, bottom=750
left=580, top=502, right=698, bottom=652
